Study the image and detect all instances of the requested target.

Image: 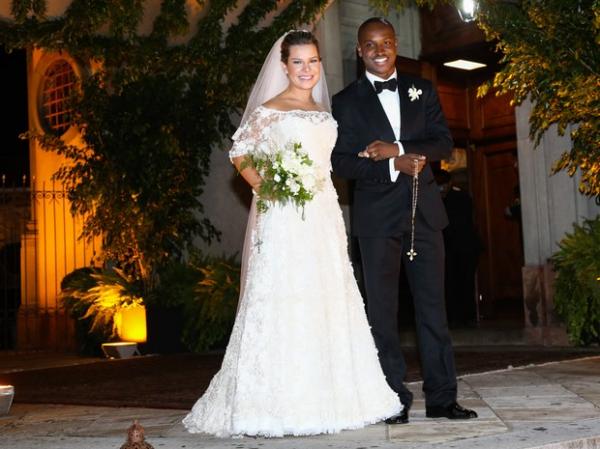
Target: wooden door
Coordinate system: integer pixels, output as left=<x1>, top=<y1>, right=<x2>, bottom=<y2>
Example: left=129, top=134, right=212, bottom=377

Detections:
left=471, top=142, right=524, bottom=324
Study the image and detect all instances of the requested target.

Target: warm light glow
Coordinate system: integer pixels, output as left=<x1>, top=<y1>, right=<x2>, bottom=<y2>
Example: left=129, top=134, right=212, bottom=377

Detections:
left=457, top=0, right=478, bottom=22
left=115, top=305, right=147, bottom=343
left=443, top=59, right=487, bottom=71
left=441, top=148, right=468, bottom=172
left=98, top=292, right=122, bottom=308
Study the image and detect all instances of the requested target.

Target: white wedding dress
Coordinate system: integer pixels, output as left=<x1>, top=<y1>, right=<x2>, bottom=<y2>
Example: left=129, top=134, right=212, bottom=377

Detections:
left=182, top=106, right=401, bottom=437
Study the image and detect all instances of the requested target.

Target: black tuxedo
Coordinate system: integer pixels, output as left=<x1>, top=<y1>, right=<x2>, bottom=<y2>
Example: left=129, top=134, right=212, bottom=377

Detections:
left=331, top=73, right=458, bottom=408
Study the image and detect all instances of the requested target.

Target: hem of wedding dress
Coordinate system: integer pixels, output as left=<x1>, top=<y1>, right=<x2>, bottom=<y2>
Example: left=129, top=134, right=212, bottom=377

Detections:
left=182, top=404, right=402, bottom=438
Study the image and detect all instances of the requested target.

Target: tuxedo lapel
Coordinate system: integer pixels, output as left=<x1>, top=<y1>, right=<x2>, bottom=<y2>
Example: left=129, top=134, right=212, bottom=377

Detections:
left=356, top=77, right=396, bottom=143
left=397, top=76, right=419, bottom=140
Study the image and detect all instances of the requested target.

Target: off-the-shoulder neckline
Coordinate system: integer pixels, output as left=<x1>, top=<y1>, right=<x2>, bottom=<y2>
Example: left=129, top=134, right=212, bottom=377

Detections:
left=258, top=105, right=330, bottom=114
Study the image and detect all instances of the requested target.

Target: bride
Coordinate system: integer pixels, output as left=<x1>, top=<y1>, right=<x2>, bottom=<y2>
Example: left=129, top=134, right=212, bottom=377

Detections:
left=183, top=30, right=401, bottom=438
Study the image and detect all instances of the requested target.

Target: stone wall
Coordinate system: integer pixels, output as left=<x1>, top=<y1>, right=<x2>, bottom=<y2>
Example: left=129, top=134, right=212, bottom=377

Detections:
left=516, top=98, right=600, bottom=344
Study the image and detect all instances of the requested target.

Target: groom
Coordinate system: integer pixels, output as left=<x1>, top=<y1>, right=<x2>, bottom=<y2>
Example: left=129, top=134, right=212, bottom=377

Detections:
left=331, top=17, right=477, bottom=424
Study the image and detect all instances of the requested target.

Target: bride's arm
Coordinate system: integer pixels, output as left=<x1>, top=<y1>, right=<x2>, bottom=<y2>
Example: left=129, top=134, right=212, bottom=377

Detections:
left=232, top=155, right=262, bottom=193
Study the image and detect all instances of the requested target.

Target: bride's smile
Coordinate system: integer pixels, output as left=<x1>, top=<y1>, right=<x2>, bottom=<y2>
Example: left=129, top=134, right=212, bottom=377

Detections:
left=283, top=44, right=321, bottom=91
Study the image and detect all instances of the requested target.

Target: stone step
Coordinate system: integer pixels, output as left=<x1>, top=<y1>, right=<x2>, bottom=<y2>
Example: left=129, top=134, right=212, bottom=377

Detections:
left=399, top=327, right=528, bottom=346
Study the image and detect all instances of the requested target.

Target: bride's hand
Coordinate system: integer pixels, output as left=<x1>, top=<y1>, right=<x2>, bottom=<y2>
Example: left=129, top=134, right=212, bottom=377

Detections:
left=251, top=181, right=262, bottom=194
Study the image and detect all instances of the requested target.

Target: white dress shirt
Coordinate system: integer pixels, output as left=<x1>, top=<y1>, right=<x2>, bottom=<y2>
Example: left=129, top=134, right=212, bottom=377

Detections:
left=365, top=70, right=404, bottom=182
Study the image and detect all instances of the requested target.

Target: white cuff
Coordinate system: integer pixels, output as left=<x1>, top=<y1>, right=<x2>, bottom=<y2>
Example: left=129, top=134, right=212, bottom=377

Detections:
left=394, top=140, right=405, bottom=156
left=389, top=159, right=400, bottom=182
left=389, top=142, right=403, bottom=182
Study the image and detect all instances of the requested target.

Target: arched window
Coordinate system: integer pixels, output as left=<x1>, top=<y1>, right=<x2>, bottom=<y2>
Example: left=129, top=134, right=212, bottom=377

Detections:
left=39, top=59, right=78, bottom=136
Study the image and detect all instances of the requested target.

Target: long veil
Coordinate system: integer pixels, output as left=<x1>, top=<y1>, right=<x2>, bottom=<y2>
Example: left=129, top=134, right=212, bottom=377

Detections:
left=237, top=31, right=331, bottom=305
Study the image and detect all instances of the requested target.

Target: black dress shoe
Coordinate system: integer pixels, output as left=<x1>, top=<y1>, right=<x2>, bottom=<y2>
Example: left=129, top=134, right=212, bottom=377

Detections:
left=385, top=406, right=409, bottom=424
left=426, top=402, right=478, bottom=419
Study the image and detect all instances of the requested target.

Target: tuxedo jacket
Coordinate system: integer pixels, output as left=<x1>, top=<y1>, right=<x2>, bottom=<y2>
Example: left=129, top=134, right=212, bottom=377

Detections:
left=331, top=74, right=452, bottom=237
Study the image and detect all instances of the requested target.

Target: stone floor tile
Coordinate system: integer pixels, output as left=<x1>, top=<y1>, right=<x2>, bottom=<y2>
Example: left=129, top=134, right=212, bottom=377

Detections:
left=389, top=398, right=506, bottom=444
left=462, top=369, right=550, bottom=389
left=528, top=436, right=600, bottom=449
left=487, top=398, right=600, bottom=423
left=577, top=393, right=600, bottom=407
left=408, top=399, right=496, bottom=421
left=16, top=404, right=105, bottom=424
left=388, top=418, right=508, bottom=444
left=457, top=378, right=480, bottom=399
left=561, top=380, right=600, bottom=395
left=483, top=393, right=594, bottom=409
left=476, top=384, right=578, bottom=399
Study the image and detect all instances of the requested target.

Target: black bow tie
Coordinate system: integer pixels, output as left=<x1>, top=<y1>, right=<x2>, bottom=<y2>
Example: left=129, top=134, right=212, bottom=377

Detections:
left=374, top=78, right=398, bottom=94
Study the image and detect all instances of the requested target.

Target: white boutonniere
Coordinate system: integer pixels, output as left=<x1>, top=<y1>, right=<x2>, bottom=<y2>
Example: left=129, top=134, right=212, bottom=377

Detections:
left=408, top=85, right=422, bottom=102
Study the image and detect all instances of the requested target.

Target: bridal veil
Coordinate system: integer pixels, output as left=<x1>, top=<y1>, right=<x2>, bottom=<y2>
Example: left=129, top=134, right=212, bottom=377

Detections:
left=237, top=31, right=331, bottom=302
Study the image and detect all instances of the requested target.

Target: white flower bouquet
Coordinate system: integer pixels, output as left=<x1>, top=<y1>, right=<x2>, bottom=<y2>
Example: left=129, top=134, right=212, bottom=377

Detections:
left=242, top=141, right=323, bottom=215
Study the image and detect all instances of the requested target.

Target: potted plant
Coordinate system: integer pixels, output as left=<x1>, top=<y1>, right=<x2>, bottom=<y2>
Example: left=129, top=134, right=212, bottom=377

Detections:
left=61, top=266, right=143, bottom=355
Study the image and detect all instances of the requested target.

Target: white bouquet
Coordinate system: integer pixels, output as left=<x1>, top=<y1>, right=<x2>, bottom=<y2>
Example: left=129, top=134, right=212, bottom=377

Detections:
left=242, top=141, right=324, bottom=215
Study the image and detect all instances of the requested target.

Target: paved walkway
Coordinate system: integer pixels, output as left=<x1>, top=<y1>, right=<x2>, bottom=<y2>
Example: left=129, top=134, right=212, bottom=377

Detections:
left=1, top=356, right=599, bottom=449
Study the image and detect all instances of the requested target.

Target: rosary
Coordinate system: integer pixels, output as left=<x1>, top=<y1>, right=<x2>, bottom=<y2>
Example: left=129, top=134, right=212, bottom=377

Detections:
left=407, top=158, right=419, bottom=261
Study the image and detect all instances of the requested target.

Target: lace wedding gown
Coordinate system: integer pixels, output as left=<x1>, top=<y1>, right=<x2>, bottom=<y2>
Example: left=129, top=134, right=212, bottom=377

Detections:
left=183, top=106, right=401, bottom=437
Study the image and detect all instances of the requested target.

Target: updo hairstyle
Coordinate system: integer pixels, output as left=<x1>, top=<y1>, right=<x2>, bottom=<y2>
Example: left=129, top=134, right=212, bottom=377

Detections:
left=280, top=30, right=320, bottom=63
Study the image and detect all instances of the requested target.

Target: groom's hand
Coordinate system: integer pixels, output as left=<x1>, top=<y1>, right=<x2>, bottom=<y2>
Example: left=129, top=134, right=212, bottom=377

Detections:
left=394, top=154, right=427, bottom=175
left=359, top=140, right=399, bottom=161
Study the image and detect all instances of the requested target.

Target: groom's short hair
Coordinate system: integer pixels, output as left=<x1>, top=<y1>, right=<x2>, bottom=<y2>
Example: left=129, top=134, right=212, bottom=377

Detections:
left=358, top=17, right=395, bottom=40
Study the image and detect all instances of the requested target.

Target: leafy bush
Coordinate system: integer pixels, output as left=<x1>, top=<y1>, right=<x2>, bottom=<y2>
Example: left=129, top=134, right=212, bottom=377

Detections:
left=62, top=253, right=241, bottom=354
left=552, top=216, right=600, bottom=345
left=3, top=0, right=330, bottom=299
left=143, top=260, right=202, bottom=353
left=148, top=259, right=202, bottom=309
left=147, top=251, right=241, bottom=352
left=182, top=253, right=241, bottom=352
left=60, top=267, right=106, bottom=355
left=61, top=266, right=143, bottom=354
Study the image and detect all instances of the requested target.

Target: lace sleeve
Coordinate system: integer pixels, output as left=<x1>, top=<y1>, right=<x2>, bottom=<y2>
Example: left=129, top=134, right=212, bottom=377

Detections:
left=229, top=107, right=274, bottom=160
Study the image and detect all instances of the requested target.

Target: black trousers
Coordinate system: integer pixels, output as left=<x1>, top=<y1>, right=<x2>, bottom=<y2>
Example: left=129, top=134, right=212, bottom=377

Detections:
left=358, top=220, right=457, bottom=408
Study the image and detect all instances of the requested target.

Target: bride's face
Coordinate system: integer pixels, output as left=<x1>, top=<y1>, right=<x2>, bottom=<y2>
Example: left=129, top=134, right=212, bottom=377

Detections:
left=282, top=44, right=321, bottom=91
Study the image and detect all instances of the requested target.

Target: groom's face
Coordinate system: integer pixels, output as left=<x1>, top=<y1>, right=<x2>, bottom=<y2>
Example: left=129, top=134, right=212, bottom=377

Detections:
left=357, top=23, right=397, bottom=80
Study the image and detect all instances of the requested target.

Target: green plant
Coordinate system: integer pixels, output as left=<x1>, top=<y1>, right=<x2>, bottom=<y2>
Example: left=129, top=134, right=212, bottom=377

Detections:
left=61, top=253, right=241, bottom=354
left=1, top=0, right=329, bottom=295
left=369, top=0, right=448, bottom=12
left=477, top=0, right=600, bottom=198
left=60, top=267, right=106, bottom=355
left=552, top=216, right=600, bottom=345
left=182, top=253, right=241, bottom=352
left=32, top=69, right=221, bottom=296
left=61, top=266, right=143, bottom=339
left=148, top=259, right=202, bottom=309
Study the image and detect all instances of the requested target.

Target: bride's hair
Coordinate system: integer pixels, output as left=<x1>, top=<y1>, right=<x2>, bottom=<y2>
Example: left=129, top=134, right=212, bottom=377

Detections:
left=280, top=30, right=320, bottom=63
left=238, top=30, right=329, bottom=128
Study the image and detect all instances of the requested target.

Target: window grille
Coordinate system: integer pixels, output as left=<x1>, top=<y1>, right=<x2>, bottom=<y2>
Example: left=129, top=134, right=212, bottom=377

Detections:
left=40, top=60, right=77, bottom=135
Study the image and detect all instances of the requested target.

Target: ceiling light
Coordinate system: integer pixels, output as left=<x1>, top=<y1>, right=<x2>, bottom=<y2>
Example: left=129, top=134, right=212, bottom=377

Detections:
left=443, top=59, right=487, bottom=71
left=457, top=0, right=478, bottom=22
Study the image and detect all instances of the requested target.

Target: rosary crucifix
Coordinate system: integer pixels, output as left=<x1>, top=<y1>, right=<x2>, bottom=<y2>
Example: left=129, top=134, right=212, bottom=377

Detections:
left=407, top=158, right=419, bottom=261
